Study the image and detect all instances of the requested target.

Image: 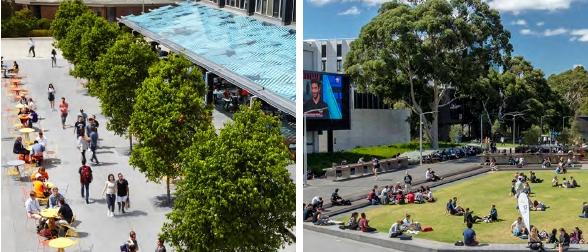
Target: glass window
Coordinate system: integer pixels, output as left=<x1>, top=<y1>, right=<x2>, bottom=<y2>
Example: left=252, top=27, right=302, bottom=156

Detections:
left=262, top=0, right=267, bottom=15
left=321, top=44, right=326, bottom=57
left=321, top=60, right=326, bottom=72
left=256, top=0, right=262, bottom=12
left=336, top=44, right=342, bottom=57
left=273, top=0, right=280, bottom=17
left=337, top=59, right=342, bottom=72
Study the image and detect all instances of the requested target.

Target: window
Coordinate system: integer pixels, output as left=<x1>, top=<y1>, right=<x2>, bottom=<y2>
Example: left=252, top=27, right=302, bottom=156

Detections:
left=321, top=60, right=326, bottom=72
left=336, top=44, right=342, bottom=57
left=321, top=44, right=326, bottom=58
left=336, top=59, right=342, bottom=72
left=354, top=92, right=390, bottom=109
left=272, top=0, right=280, bottom=17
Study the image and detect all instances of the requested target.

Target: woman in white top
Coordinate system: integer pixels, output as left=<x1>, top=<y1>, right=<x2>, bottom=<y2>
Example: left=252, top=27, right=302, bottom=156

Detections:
left=36, top=131, right=47, bottom=148
left=48, top=84, right=56, bottom=110
left=102, top=174, right=117, bottom=217
left=27, top=98, right=37, bottom=111
left=77, top=135, right=89, bottom=164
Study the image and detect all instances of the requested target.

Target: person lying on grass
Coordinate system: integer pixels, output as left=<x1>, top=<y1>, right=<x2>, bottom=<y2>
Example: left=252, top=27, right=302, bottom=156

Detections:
left=580, top=202, right=588, bottom=218
left=531, top=200, right=548, bottom=211
left=552, top=176, right=560, bottom=187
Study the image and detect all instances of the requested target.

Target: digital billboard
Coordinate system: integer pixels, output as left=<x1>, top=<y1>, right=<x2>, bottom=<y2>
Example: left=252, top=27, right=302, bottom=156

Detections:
left=303, top=71, right=350, bottom=130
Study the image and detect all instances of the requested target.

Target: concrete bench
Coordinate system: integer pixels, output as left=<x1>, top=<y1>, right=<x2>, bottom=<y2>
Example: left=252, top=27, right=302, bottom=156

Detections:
left=480, top=153, right=581, bottom=165
left=325, top=157, right=409, bottom=181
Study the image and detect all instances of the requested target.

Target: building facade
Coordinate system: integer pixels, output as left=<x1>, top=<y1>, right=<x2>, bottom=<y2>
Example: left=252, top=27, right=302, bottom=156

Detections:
left=304, top=39, right=411, bottom=153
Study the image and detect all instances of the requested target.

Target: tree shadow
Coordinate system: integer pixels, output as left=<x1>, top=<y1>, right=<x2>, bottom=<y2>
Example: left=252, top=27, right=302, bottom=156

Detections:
left=96, top=151, right=114, bottom=154
left=152, top=194, right=175, bottom=208
left=94, top=162, right=117, bottom=167
left=98, top=146, right=116, bottom=149
left=2, top=137, right=14, bottom=141
left=114, top=210, right=148, bottom=218
left=43, top=158, right=61, bottom=169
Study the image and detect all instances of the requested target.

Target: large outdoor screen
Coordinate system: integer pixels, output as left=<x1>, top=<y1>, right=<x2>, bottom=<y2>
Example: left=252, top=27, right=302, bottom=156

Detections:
left=303, top=71, right=350, bottom=130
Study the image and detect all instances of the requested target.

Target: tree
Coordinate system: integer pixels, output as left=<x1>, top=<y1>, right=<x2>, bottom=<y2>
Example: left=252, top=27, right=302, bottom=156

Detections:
left=345, top=0, right=512, bottom=149
left=51, top=0, right=88, bottom=41
left=58, top=11, right=96, bottom=63
left=522, top=125, right=541, bottom=145
left=548, top=65, right=588, bottom=116
left=70, top=15, right=120, bottom=81
left=1, top=8, right=36, bottom=37
left=129, top=54, right=211, bottom=205
left=94, top=33, right=158, bottom=149
left=161, top=102, right=295, bottom=251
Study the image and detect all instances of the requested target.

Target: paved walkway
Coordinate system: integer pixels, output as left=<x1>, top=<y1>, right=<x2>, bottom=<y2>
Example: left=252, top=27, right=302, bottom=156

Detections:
left=2, top=38, right=295, bottom=251
left=303, top=157, right=480, bottom=203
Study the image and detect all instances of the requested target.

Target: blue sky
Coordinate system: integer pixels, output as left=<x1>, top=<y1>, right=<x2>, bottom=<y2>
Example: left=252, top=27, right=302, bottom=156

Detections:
left=303, top=0, right=588, bottom=75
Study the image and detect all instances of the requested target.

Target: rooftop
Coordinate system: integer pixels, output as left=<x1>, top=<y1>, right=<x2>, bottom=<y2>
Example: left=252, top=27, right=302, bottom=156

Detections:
left=15, top=0, right=175, bottom=6
left=121, top=1, right=296, bottom=116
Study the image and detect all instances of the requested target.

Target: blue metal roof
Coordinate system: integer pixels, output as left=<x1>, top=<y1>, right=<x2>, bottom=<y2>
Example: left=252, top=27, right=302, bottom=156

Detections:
left=122, top=2, right=296, bottom=114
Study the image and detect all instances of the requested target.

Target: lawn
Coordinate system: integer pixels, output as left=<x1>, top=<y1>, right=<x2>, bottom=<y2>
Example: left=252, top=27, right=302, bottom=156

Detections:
left=308, top=142, right=460, bottom=175
left=339, top=171, right=588, bottom=244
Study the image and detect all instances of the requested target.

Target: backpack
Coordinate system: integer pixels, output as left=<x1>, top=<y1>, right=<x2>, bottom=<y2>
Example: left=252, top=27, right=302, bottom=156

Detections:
left=80, top=166, right=92, bottom=183
left=31, top=112, right=38, bottom=123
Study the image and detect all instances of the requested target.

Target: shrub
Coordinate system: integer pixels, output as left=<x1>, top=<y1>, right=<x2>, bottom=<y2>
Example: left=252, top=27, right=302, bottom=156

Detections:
left=29, top=29, right=52, bottom=37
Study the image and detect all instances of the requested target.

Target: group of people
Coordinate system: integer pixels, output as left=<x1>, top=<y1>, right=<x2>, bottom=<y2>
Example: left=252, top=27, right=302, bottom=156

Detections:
left=339, top=212, right=377, bottom=233
left=552, top=176, right=579, bottom=188
left=367, top=184, right=435, bottom=206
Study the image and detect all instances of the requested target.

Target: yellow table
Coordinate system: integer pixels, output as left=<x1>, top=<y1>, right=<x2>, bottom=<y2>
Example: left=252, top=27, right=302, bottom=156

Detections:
left=40, top=208, right=59, bottom=218
left=48, top=237, right=76, bottom=252
left=15, top=103, right=25, bottom=109
left=45, top=182, right=55, bottom=189
left=19, top=127, right=36, bottom=143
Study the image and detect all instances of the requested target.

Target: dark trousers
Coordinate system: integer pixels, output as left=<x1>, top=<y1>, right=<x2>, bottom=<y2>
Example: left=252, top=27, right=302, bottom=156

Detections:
left=29, top=46, right=35, bottom=57
left=81, top=183, right=89, bottom=203
left=90, top=147, right=98, bottom=163
left=106, top=194, right=115, bottom=212
left=81, top=150, right=86, bottom=164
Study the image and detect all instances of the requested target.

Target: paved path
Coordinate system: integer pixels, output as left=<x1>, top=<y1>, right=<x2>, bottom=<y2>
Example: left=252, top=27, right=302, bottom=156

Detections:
left=2, top=37, right=295, bottom=251
left=303, top=157, right=480, bottom=203
left=304, top=229, right=401, bottom=252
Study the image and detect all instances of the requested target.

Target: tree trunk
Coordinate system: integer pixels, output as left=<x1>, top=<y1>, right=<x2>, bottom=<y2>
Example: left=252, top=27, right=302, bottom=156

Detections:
left=430, top=112, right=439, bottom=149
left=166, top=176, right=171, bottom=207
left=129, top=134, right=133, bottom=153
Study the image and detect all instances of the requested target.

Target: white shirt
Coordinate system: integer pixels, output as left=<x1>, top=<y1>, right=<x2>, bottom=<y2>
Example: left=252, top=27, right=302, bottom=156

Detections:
left=25, top=198, right=41, bottom=213
left=29, top=39, right=35, bottom=47
left=381, top=187, right=389, bottom=197
left=425, top=170, right=432, bottom=179
left=36, top=136, right=47, bottom=147
left=104, top=181, right=116, bottom=194
left=311, top=196, right=321, bottom=205
left=77, top=136, right=88, bottom=151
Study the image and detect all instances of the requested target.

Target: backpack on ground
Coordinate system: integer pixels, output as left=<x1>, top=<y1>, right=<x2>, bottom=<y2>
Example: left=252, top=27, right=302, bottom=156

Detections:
left=81, top=166, right=92, bottom=183
left=31, top=112, right=38, bottom=123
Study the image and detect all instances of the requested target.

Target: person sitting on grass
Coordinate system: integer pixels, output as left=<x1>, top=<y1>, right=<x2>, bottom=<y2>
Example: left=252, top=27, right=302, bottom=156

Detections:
left=395, top=191, right=405, bottom=205
left=359, top=212, right=376, bottom=232
left=312, top=210, right=330, bottom=225
left=414, top=190, right=424, bottom=204
left=380, top=186, right=390, bottom=205
left=570, top=177, right=579, bottom=188
left=570, top=227, right=584, bottom=244
left=452, top=197, right=465, bottom=214
left=531, top=200, right=547, bottom=211
left=490, top=158, right=498, bottom=171
left=339, top=212, right=359, bottom=230
left=401, top=214, right=420, bottom=231
left=425, top=187, right=435, bottom=202
left=522, top=182, right=531, bottom=195
left=463, top=222, right=479, bottom=246
left=511, top=217, right=527, bottom=237
left=529, top=226, right=545, bottom=251
left=552, top=176, right=560, bottom=187
left=530, top=171, right=543, bottom=183
left=580, top=202, right=588, bottom=218
left=367, top=188, right=380, bottom=205
left=388, top=220, right=404, bottom=238
left=463, top=208, right=483, bottom=224
left=483, top=204, right=498, bottom=222
left=562, top=178, right=571, bottom=188
left=406, top=191, right=415, bottom=204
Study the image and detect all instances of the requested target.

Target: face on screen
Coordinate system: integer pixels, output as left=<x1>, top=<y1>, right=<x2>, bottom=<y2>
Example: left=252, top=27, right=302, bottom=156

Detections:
left=311, top=82, right=320, bottom=101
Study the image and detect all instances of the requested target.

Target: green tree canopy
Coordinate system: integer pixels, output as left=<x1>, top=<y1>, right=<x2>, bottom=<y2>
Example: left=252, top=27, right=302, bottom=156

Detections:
left=161, top=102, right=295, bottom=251
left=58, top=11, right=96, bottom=63
left=51, top=0, right=88, bottom=41
left=345, top=0, right=512, bottom=148
left=94, top=33, right=158, bottom=139
left=548, top=65, right=588, bottom=116
left=129, top=54, right=211, bottom=204
left=1, top=8, right=36, bottom=37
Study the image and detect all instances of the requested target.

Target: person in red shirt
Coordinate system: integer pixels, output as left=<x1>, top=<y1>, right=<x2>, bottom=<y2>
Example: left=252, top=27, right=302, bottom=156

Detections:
left=358, top=212, right=376, bottom=232
left=406, top=191, right=415, bottom=204
left=59, top=97, right=69, bottom=129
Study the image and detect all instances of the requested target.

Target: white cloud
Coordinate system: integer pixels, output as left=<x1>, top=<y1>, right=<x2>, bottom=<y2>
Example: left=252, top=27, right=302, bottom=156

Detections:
left=570, top=29, right=588, bottom=42
left=487, top=0, right=580, bottom=13
left=307, top=0, right=335, bottom=6
left=543, top=28, right=568, bottom=36
left=520, top=29, right=535, bottom=35
left=512, top=19, right=527, bottom=26
left=338, top=6, right=361, bottom=15
left=536, top=22, right=545, bottom=27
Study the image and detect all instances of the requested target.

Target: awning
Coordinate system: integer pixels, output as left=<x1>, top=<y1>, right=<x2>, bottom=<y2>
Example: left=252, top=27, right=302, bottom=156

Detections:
left=120, top=2, right=296, bottom=116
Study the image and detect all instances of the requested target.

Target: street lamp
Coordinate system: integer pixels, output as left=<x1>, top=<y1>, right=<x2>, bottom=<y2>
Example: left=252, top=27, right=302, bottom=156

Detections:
left=504, top=112, right=524, bottom=145
left=420, top=111, right=438, bottom=166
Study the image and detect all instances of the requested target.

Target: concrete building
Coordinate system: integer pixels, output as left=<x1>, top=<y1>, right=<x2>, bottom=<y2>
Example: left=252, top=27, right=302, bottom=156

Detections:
left=304, top=39, right=411, bottom=153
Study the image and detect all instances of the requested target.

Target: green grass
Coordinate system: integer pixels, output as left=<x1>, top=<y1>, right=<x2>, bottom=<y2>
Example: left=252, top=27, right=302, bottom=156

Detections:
left=308, top=142, right=461, bottom=175
left=338, top=171, right=588, bottom=243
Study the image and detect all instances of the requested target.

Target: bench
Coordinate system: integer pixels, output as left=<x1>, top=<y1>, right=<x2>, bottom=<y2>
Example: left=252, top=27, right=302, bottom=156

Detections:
left=325, top=157, right=409, bottom=181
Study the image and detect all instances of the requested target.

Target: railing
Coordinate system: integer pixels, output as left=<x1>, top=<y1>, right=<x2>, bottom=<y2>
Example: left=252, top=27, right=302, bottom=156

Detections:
left=325, top=157, right=409, bottom=180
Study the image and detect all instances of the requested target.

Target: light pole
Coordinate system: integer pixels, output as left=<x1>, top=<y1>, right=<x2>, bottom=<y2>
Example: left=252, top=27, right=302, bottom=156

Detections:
left=420, top=111, right=438, bottom=166
left=504, top=112, right=524, bottom=145
left=480, top=114, right=483, bottom=145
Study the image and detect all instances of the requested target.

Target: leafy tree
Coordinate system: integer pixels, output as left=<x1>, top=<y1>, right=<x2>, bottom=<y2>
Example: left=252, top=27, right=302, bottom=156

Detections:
left=1, top=0, right=15, bottom=20
left=345, top=0, right=512, bottom=149
left=94, top=33, right=158, bottom=148
left=522, top=125, right=541, bottom=145
left=1, top=8, right=36, bottom=37
left=548, top=65, right=588, bottom=116
left=58, top=11, right=96, bottom=63
left=161, top=102, right=295, bottom=251
left=129, top=54, right=211, bottom=205
left=70, top=15, right=120, bottom=81
left=51, top=0, right=88, bottom=41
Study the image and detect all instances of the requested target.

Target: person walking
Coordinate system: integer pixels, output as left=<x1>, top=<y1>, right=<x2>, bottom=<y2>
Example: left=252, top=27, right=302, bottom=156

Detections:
left=155, top=237, right=166, bottom=252
left=89, top=128, right=99, bottom=165
left=51, top=48, right=57, bottom=67
left=48, top=84, right=56, bottom=110
left=74, top=115, right=86, bottom=138
left=28, top=38, right=35, bottom=57
left=78, top=160, right=92, bottom=204
left=77, top=135, right=88, bottom=164
left=102, top=174, right=117, bottom=217
left=59, top=97, right=69, bottom=129
left=116, top=173, right=129, bottom=214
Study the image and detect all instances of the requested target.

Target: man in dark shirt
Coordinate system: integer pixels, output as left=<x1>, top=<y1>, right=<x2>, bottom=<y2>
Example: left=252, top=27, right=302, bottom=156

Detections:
left=303, top=80, right=328, bottom=118
left=463, top=222, right=478, bottom=246
left=89, top=128, right=99, bottom=165
left=117, top=173, right=129, bottom=213
left=580, top=202, right=588, bottom=218
left=57, top=198, right=73, bottom=224
left=13, top=136, right=30, bottom=156
left=73, top=116, right=86, bottom=138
